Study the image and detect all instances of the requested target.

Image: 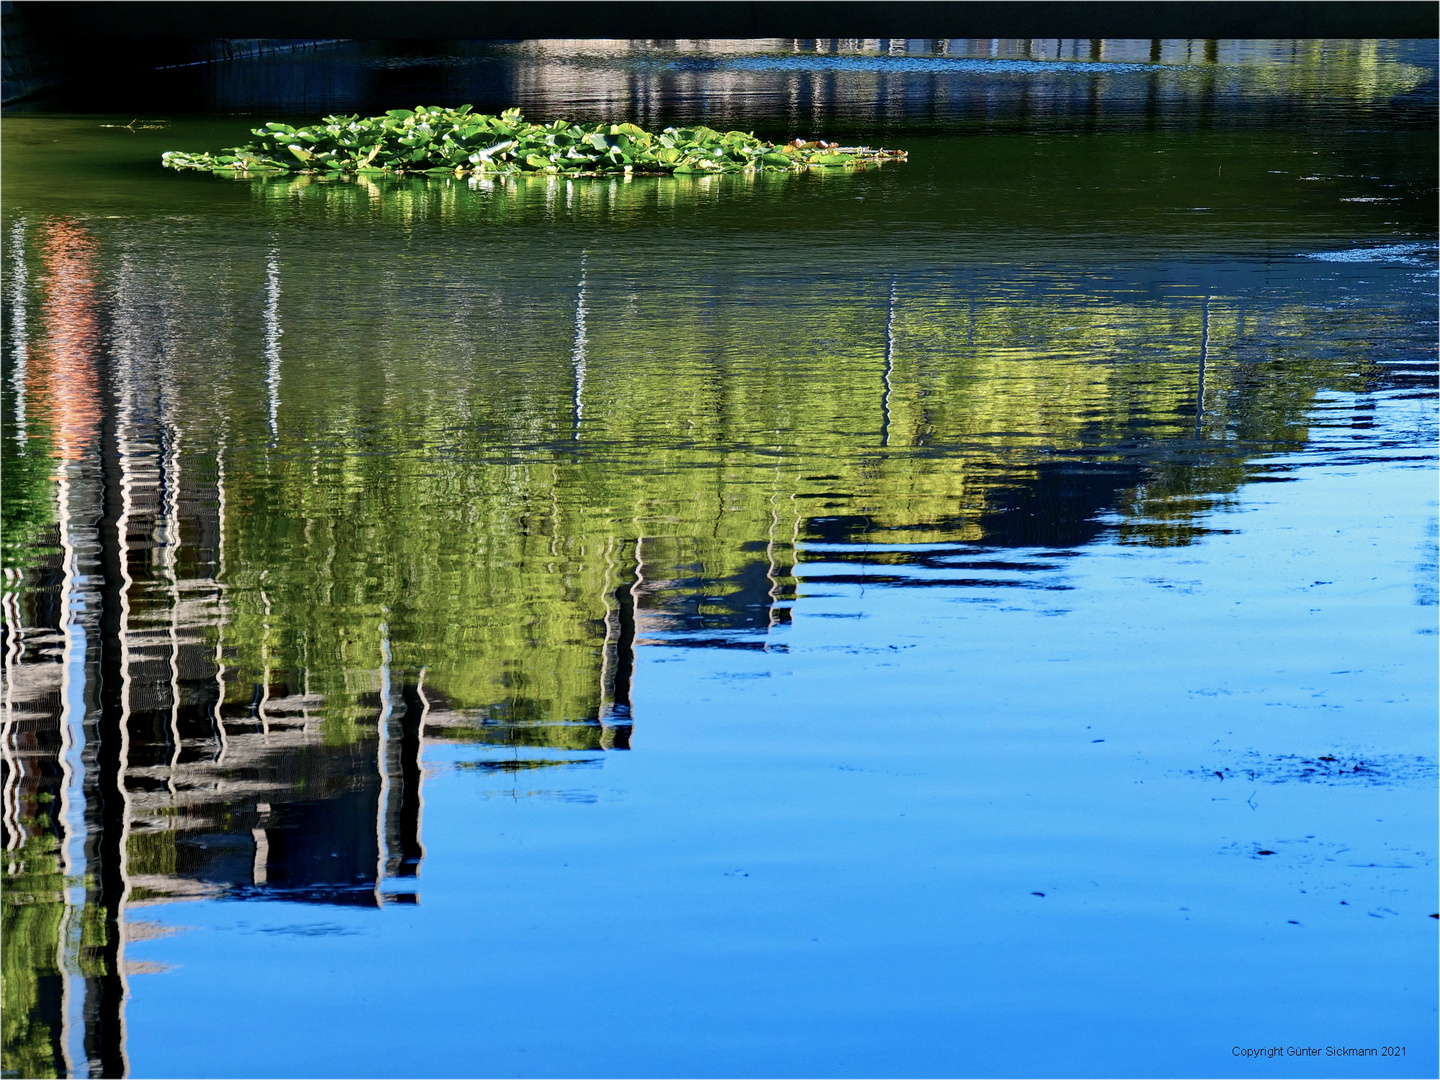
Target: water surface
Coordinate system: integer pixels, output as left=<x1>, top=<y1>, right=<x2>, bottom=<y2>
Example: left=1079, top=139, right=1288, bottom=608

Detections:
left=3, top=38, right=1437, bottom=1079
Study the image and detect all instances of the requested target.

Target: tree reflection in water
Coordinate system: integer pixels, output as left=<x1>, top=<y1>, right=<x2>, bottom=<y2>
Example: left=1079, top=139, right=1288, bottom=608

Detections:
left=1, top=35, right=1434, bottom=1077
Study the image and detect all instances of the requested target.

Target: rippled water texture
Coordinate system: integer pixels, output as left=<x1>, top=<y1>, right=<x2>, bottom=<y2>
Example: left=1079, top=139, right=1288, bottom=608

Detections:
left=3, top=38, right=1437, bottom=1079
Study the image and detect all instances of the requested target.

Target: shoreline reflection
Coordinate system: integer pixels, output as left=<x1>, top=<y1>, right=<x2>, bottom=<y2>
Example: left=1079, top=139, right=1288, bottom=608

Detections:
left=1, top=44, right=1433, bottom=1071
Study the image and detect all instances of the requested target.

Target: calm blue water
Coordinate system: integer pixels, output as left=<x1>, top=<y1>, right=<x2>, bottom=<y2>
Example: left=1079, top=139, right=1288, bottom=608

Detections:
left=123, top=404, right=1440, bottom=1078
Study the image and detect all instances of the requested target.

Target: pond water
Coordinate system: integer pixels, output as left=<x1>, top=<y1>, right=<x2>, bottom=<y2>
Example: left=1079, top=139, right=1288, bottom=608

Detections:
left=2, top=38, right=1437, bottom=1079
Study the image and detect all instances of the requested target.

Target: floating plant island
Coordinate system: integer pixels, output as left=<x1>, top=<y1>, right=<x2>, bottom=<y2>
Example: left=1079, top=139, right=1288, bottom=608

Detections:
left=162, top=105, right=908, bottom=178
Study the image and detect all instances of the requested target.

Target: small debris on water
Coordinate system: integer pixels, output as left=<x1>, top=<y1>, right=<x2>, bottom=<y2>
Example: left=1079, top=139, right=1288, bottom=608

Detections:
left=1185, top=752, right=1436, bottom=787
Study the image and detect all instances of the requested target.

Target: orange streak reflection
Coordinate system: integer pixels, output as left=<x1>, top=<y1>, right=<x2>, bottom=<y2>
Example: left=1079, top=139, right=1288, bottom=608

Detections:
left=30, top=220, right=102, bottom=461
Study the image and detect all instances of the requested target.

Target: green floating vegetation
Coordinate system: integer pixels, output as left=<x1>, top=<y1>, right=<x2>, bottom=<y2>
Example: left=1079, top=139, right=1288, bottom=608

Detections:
left=162, top=105, right=907, bottom=178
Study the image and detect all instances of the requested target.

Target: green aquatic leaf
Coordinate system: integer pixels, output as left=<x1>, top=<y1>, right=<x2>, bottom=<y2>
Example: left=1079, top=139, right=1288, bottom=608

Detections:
left=162, top=107, right=905, bottom=180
